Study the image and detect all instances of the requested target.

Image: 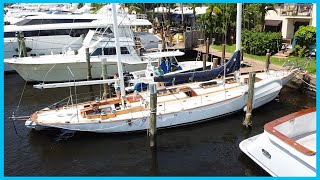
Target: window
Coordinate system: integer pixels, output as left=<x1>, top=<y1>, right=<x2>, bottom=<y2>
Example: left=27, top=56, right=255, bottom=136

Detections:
left=120, top=47, right=129, bottom=54
left=22, top=19, right=95, bottom=25
left=91, top=48, right=102, bottom=56
left=104, top=48, right=116, bottom=55
left=4, top=32, right=15, bottom=38
left=91, top=47, right=130, bottom=56
left=106, top=27, right=113, bottom=34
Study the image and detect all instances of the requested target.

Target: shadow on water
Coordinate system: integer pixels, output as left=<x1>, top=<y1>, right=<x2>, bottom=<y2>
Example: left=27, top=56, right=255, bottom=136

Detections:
left=4, top=73, right=315, bottom=176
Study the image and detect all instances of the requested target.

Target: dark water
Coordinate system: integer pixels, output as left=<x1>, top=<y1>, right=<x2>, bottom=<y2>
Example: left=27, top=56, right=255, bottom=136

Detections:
left=4, top=73, right=315, bottom=176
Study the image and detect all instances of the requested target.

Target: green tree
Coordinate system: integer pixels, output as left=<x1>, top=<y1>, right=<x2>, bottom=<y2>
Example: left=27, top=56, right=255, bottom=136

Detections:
left=293, top=26, right=316, bottom=57
left=77, top=3, right=84, bottom=9
left=243, top=3, right=276, bottom=31
left=91, top=3, right=105, bottom=13
left=189, top=3, right=201, bottom=27
left=199, top=3, right=236, bottom=44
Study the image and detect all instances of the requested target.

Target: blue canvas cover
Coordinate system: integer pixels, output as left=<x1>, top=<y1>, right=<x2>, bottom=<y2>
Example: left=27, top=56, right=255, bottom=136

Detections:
left=154, top=50, right=241, bottom=83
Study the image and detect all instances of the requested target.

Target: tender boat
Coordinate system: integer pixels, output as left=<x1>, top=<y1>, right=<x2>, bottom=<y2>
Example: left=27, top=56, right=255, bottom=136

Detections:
left=239, top=108, right=316, bottom=177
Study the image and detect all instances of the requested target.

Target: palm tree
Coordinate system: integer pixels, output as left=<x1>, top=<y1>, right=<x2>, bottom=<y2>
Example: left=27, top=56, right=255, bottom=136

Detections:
left=243, top=3, right=276, bottom=31
left=202, top=4, right=222, bottom=44
left=189, top=3, right=201, bottom=27
left=199, top=3, right=237, bottom=44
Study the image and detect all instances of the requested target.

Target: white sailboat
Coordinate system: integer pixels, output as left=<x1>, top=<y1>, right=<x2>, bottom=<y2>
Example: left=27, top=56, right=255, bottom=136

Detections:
left=239, top=108, right=316, bottom=177
left=15, top=3, right=296, bottom=134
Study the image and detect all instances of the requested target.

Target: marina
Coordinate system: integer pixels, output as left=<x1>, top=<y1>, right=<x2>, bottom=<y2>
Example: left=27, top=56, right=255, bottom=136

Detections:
left=4, top=73, right=316, bottom=176
left=3, top=2, right=317, bottom=176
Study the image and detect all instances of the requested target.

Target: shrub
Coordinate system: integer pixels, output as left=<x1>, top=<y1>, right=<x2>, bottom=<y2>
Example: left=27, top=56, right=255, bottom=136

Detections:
left=242, top=30, right=282, bottom=55
left=293, top=26, right=316, bottom=57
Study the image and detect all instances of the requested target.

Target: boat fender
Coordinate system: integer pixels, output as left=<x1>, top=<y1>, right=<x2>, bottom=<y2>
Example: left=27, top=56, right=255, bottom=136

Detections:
left=243, top=106, right=248, bottom=112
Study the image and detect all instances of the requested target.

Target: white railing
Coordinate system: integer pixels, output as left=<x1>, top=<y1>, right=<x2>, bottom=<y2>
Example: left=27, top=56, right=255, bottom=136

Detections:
left=280, top=4, right=312, bottom=16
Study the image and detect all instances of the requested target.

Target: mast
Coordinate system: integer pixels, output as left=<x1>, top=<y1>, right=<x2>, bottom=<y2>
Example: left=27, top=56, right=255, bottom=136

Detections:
left=235, top=3, right=242, bottom=83
left=236, top=3, right=242, bottom=51
left=112, top=3, right=126, bottom=106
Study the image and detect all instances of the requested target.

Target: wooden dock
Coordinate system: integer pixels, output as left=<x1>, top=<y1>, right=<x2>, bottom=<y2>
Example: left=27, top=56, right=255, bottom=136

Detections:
left=193, top=46, right=289, bottom=74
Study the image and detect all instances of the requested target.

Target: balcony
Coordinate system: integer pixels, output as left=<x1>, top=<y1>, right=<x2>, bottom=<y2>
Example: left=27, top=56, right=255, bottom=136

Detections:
left=280, top=4, right=312, bottom=17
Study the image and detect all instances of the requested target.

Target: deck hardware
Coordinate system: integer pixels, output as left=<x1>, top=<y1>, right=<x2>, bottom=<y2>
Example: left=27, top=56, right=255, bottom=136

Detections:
left=127, top=120, right=132, bottom=126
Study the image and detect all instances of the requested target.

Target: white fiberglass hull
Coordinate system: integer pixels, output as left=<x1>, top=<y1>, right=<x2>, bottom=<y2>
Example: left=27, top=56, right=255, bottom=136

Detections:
left=4, top=36, right=83, bottom=59
left=239, top=132, right=316, bottom=177
left=25, top=73, right=290, bottom=133
left=8, top=56, right=149, bottom=82
left=6, top=56, right=207, bottom=82
left=4, top=35, right=83, bottom=72
left=239, top=108, right=316, bottom=177
left=27, top=90, right=247, bottom=132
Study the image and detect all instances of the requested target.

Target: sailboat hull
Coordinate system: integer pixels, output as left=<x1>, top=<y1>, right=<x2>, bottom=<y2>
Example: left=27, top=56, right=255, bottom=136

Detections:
left=31, top=94, right=247, bottom=133
left=26, top=73, right=293, bottom=133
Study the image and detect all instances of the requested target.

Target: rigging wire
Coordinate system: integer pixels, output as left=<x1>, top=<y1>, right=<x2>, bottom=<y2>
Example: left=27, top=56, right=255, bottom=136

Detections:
left=10, top=80, right=28, bottom=138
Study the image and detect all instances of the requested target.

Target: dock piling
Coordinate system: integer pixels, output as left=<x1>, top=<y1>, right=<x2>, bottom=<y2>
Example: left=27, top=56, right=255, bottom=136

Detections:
left=85, top=48, right=92, bottom=80
left=212, top=58, right=218, bottom=68
left=204, top=38, right=209, bottom=70
left=169, top=32, right=173, bottom=47
left=240, top=47, right=244, bottom=62
left=161, top=28, right=166, bottom=51
left=16, top=31, right=27, bottom=57
left=149, top=83, right=157, bottom=149
left=222, top=44, right=226, bottom=63
left=265, top=49, right=271, bottom=72
left=101, top=58, right=109, bottom=99
left=243, top=72, right=256, bottom=127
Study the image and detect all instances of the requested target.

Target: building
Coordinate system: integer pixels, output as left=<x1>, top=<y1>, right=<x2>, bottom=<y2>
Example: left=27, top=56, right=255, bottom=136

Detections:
left=265, top=3, right=316, bottom=41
